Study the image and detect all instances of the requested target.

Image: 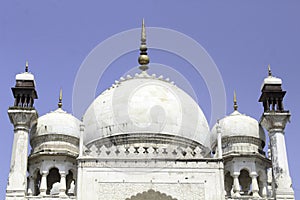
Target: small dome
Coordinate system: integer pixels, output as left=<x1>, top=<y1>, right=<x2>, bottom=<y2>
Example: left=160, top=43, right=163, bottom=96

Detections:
left=261, top=76, right=282, bottom=90
left=33, top=108, right=81, bottom=138
left=211, top=110, right=265, bottom=147
left=82, top=72, right=210, bottom=147
left=16, top=72, right=35, bottom=81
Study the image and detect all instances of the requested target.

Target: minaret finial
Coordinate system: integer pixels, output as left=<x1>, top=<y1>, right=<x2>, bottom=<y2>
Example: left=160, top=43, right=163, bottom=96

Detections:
left=141, top=18, right=146, bottom=44
left=268, top=64, right=272, bottom=76
left=138, top=19, right=150, bottom=71
left=58, top=88, right=63, bottom=108
left=25, top=61, right=28, bottom=72
left=233, top=90, right=238, bottom=111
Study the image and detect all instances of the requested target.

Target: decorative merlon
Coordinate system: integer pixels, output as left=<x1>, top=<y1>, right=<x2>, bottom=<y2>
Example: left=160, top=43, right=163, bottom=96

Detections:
left=82, top=144, right=205, bottom=159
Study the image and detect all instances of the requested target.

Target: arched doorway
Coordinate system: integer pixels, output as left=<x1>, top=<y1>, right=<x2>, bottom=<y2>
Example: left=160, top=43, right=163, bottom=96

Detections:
left=125, top=189, right=177, bottom=200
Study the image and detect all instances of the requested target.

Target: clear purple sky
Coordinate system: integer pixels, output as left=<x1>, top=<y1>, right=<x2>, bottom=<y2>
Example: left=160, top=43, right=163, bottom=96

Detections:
left=1, top=1, right=299, bottom=199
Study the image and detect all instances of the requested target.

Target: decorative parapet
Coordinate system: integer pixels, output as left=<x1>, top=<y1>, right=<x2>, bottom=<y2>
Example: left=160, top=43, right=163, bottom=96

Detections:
left=81, top=144, right=206, bottom=160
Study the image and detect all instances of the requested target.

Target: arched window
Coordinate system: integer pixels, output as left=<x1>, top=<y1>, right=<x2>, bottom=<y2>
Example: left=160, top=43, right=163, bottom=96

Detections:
left=46, top=168, right=61, bottom=195
left=66, top=170, right=75, bottom=195
left=224, top=171, right=233, bottom=196
left=239, top=169, right=251, bottom=196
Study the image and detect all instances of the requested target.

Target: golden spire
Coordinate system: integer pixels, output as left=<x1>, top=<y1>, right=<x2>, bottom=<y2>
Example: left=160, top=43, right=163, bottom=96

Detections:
left=25, top=61, right=29, bottom=72
left=268, top=64, right=272, bottom=76
left=58, top=88, right=63, bottom=108
left=233, top=90, right=238, bottom=111
left=138, top=19, right=150, bottom=71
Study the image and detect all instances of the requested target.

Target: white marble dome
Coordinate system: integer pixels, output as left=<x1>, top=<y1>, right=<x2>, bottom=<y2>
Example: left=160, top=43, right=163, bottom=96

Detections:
left=211, top=110, right=266, bottom=146
left=82, top=72, right=210, bottom=147
left=33, top=108, right=81, bottom=138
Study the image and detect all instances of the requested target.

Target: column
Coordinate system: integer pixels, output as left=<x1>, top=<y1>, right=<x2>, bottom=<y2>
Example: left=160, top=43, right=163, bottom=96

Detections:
left=59, top=171, right=67, bottom=196
left=79, top=124, right=85, bottom=157
left=39, top=171, right=48, bottom=196
left=216, top=121, right=222, bottom=158
left=6, top=109, right=37, bottom=198
left=250, top=172, right=260, bottom=198
left=260, top=112, right=295, bottom=199
left=232, top=172, right=240, bottom=197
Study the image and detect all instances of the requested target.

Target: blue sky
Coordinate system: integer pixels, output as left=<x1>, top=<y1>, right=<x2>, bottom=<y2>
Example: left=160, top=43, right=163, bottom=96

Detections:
left=1, top=1, right=299, bottom=198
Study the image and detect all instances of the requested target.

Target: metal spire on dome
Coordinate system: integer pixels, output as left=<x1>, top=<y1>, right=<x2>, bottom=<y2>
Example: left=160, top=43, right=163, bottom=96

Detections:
left=58, top=88, right=63, bottom=108
left=138, top=19, right=150, bottom=71
left=233, top=90, right=238, bottom=111
left=25, top=61, right=29, bottom=72
left=268, top=64, right=272, bottom=76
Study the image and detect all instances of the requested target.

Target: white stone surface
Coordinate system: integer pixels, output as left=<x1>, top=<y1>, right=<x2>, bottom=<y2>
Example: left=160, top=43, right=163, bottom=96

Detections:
left=77, top=160, right=225, bottom=200
left=83, top=74, right=210, bottom=147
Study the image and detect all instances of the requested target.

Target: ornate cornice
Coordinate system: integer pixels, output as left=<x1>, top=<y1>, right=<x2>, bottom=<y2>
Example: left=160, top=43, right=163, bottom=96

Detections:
left=260, top=112, right=290, bottom=134
left=30, top=133, right=79, bottom=147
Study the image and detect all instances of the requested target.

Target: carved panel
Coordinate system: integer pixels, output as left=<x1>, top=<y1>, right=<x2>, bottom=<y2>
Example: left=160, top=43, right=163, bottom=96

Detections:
left=95, top=182, right=204, bottom=200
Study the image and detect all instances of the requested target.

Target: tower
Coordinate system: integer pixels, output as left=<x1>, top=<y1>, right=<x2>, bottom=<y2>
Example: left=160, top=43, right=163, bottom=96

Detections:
left=212, top=92, right=270, bottom=199
left=259, top=65, right=295, bottom=199
left=27, top=89, right=81, bottom=197
left=6, top=62, right=38, bottom=199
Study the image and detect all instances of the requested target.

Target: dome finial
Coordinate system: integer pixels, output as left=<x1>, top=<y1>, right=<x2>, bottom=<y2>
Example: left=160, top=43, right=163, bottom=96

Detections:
left=58, top=88, right=63, bottom=108
left=138, top=19, right=150, bottom=71
left=25, top=61, right=29, bottom=72
left=233, top=90, right=238, bottom=111
left=268, top=64, right=272, bottom=76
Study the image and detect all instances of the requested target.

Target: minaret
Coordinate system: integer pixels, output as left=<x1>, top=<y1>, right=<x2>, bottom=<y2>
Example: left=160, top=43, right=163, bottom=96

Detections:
left=6, top=62, right=38, bottom=199
left=259, top=65, right=294, bottom=199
